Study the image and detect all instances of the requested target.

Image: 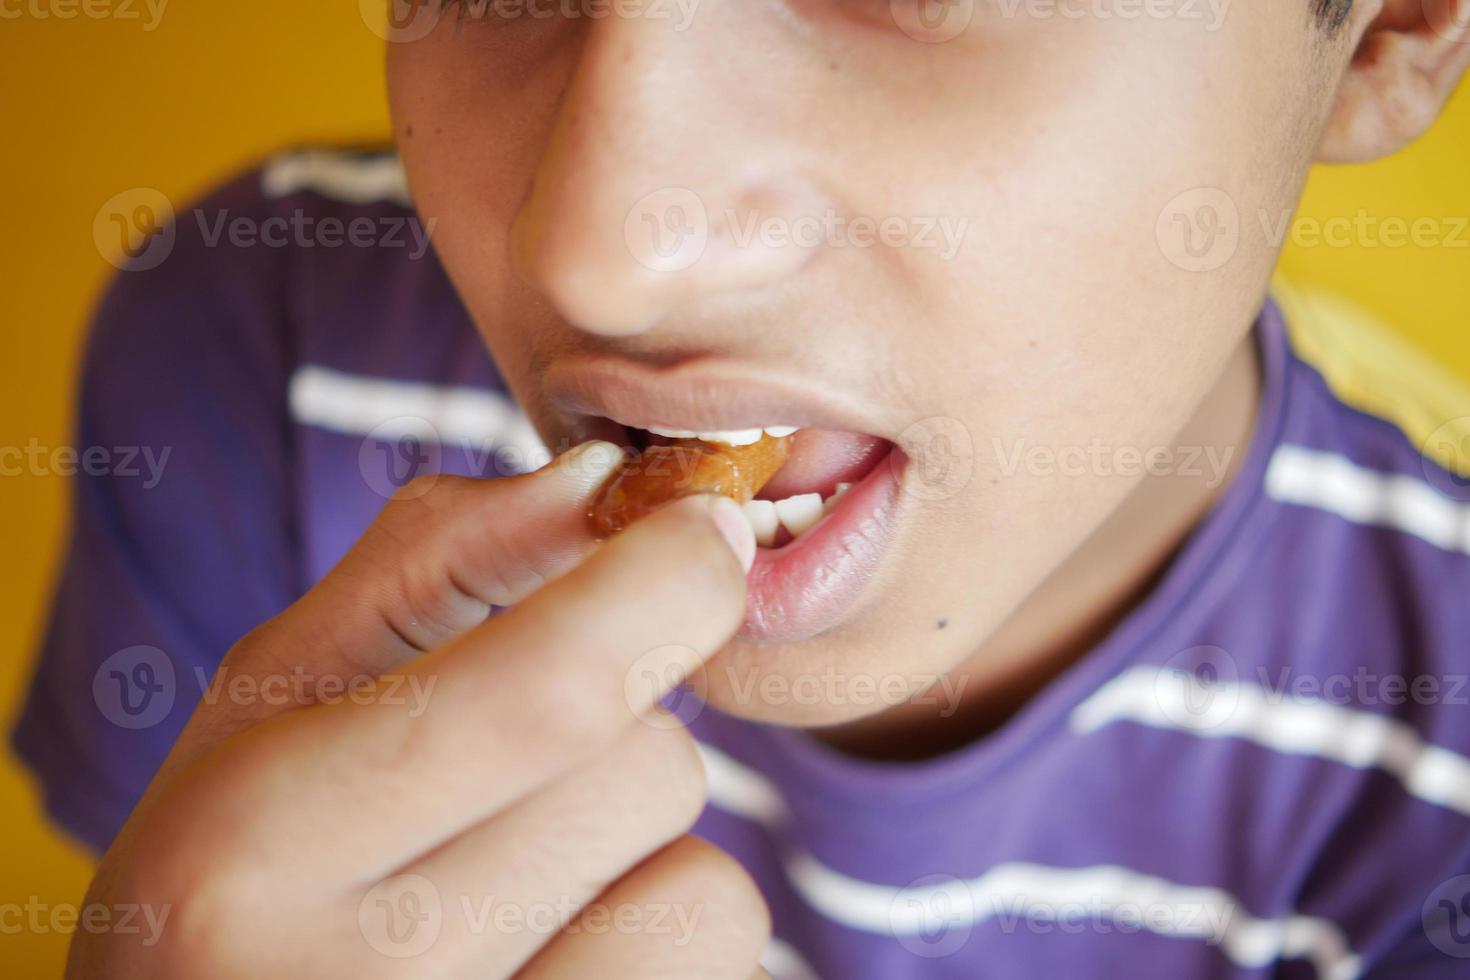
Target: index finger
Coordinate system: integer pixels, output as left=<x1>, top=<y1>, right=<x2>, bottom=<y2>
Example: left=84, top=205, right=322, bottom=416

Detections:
left=190, top=493, right=754, bottom=882
left=164, top=441, right=624, bottom=772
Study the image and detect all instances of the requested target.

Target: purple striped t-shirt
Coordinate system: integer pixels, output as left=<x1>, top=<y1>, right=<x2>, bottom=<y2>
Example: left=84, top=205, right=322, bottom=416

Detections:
left=15, top=149, right=1470, bottom=979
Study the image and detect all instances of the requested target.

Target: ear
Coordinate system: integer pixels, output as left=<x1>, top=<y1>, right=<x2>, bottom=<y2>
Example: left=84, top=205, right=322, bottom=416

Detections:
left=1317, top=0, right=1470, bottom=163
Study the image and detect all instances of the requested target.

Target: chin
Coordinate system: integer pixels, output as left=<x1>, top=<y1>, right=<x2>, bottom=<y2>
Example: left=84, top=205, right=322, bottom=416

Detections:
left=687, top=595, right=977, bottom=730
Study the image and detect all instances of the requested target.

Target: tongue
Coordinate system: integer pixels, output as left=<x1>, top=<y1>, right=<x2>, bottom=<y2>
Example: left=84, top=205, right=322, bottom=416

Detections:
left=757, top=430, right=890, bottom=501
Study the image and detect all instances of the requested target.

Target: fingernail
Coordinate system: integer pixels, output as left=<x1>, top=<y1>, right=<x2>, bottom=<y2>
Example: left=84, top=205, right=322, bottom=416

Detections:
left=706, top=496, right=756, bottom=573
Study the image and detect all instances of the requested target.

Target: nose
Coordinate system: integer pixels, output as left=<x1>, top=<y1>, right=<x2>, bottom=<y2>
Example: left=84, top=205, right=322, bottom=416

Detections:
left=510, top=4, right=830, bottom=336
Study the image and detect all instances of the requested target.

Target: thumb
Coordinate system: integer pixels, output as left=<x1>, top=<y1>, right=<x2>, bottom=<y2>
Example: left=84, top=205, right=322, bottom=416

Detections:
left=173, top=440, right=624, bottom=753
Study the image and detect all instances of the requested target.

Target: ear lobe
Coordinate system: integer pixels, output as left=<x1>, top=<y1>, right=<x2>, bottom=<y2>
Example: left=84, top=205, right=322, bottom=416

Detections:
left=1317, top=0, right=1470, bottom=163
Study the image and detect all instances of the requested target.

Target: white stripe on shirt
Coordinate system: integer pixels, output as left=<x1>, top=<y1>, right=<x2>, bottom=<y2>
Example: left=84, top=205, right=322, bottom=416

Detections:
left=262, top=149, right=412, bottom=206
left=1266, top=444, right=1470, bottom=555
left=761, top=937, right=823, bottom=980
left=288, top=364, right=545, bottom=459
left=697, top=744, right=1362, bottom=980
left=1071, top=665, right=1470, bottom=819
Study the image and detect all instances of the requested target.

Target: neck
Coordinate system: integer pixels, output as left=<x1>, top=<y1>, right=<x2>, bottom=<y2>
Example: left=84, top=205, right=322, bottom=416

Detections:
left=819, top=331, right=1265, bottom=761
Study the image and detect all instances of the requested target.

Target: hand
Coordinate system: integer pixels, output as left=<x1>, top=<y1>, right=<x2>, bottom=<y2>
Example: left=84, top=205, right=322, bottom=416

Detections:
left=69, top=443, right=771, bottom=979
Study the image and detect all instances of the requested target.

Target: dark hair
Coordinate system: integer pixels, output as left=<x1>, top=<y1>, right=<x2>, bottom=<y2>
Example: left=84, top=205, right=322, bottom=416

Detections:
left=1315, top=0, right=1352, bottom=30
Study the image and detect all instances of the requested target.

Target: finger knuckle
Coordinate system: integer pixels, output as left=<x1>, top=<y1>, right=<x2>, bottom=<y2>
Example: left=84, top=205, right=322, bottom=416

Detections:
left=126, top=847, right=267, bottom=973
left=660, top=838, right=771, bottom=951
left=661, top=731, right=711, bottom=828
left=454, top=517, right=546, bottom=605
left=623, top=726, right=709, bottom=831
left=394, top=553, right=482, bottom=649
left=218, top=621, right=278, bottom=673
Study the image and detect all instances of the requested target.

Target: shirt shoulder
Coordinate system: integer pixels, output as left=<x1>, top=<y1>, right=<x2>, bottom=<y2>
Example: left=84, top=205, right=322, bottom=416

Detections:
left=1273, top=278, right=1470, bottom=487
left=181, top=148, right=539, bottom=577
left=1265, top=280, right=1470, bottom=673
left=190, top=146, right=497, bottom=386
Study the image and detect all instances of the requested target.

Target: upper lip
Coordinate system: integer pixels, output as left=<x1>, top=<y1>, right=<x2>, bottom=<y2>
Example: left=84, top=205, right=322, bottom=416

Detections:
left=545, top=355, right=888, bottom=437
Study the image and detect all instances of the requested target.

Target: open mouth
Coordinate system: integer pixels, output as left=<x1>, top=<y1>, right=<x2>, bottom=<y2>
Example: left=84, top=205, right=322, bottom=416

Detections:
left=590, top=420, right=905, bottom=642
left=548, top=359, right=910, bottom=642
left=628, top=425, right=893, bottom=549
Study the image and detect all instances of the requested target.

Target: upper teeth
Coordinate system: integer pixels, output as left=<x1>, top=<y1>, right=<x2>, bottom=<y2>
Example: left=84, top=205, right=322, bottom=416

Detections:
left=741, top=482, right=852, bottom=548
left=647, top=425, right=798, bottom=447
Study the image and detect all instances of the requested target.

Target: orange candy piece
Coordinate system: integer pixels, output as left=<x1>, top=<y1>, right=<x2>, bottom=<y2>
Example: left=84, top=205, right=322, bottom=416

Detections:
left=589, top=434, right=794, bottom=538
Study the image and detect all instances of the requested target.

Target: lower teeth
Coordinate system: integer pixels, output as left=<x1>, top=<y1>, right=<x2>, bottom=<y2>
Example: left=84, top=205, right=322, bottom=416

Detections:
left=742, top=483, right=851, bottom=547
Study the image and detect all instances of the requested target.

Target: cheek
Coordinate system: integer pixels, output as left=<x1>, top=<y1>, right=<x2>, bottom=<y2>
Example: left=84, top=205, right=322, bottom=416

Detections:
left=845, top=14, right=1311, bottom=434
left=387, top=25, right=580, bottom=302
left=701, top=16, right=1317, bottom=718
left=388, top=28, right=597, bottom=422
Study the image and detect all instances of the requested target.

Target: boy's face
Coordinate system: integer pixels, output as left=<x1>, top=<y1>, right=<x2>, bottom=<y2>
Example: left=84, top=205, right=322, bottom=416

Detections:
left=387, top=2, right=1338, bottom=725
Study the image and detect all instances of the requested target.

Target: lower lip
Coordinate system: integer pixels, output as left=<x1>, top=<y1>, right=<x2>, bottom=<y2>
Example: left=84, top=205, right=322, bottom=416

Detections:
left=740, top=447, right=907, bottom=644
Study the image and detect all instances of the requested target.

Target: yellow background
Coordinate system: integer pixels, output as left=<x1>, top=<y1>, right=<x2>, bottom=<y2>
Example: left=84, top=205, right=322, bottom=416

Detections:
left=0, top=4, right=1466, bottom=975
